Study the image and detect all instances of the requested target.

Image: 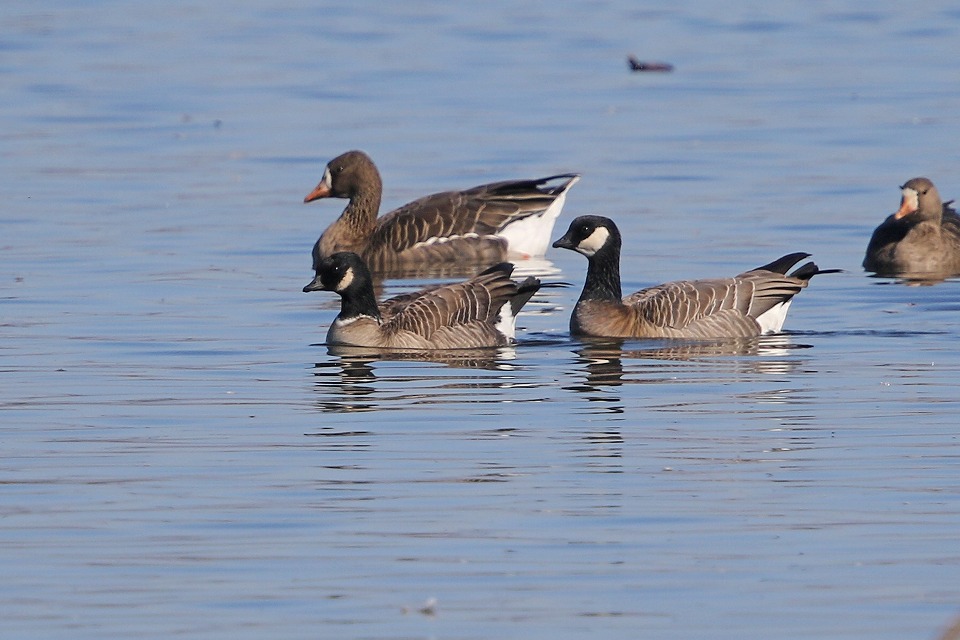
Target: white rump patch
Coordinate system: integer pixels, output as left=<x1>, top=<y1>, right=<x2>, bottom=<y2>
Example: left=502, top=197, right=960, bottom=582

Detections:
left=335, top=266, right=355, bottom=292
left=494, top=302, right=517, bottom=341
left=576, top=226, right=610, bottom=257
left=755, top=300, right=792, bottom=334
left=500, top=190, right=571, bottom=257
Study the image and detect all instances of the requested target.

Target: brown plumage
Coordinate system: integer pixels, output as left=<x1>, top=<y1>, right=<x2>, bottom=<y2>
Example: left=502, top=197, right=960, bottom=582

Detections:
left=302, top=252, right=540, bottom=349
left=304, top=150, right=579, bottom=275
left=552, top=216, right=836, bottom=339
left=863, top=177, right=960, bottom=279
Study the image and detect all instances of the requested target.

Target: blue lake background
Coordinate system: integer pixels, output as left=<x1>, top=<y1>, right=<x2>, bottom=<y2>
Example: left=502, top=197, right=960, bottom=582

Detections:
left=3, top=1, right=960, bottom=638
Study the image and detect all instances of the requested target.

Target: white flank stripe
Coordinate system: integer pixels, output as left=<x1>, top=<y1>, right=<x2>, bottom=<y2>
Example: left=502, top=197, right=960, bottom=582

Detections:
left=411, top=233, right=490, bottom=249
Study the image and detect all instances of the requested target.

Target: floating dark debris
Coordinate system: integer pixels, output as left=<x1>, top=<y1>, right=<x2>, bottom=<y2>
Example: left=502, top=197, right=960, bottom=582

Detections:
left=627, top=55, right=673, bottom=72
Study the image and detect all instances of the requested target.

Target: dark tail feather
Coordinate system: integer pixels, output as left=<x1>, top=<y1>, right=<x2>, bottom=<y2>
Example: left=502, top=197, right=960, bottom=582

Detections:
left=510, top=276, right=541, bottom=316
left=753, top=252, right=811, bottom=274
left=536, top=173, right=580, bottom=196
left=482, top=174, right=580, bottom=197
left=478, top=262, right=514, bottom=277
left=788, top=262, right=843, bottom=281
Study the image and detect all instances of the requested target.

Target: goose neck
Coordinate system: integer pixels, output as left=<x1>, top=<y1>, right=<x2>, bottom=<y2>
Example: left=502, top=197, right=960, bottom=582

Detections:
left=581, top=247, right=623, bottom=301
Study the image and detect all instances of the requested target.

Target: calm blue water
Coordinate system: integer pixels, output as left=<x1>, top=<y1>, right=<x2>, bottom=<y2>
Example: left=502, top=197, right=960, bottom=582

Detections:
left=3, top=2, right=960, bottom=639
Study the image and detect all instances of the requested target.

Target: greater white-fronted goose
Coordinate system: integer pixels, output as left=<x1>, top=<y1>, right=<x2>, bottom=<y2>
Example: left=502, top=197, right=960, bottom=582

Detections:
left=552, top=215, right=836, bottom=339
left=304, top=150, right=580, bottom=274
left=303, top=252, right=540, bottom=349
left=863, top=177, right=960, bottom=278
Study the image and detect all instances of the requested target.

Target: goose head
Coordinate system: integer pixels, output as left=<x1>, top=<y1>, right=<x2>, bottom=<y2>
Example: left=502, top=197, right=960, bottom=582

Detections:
left=303, top=252, right=370, bottom=295
left=304, top=150, right=381, bottom=203
left=894, top=177, right=943, bottom=223
left=552, top=215, right=621, bottom=258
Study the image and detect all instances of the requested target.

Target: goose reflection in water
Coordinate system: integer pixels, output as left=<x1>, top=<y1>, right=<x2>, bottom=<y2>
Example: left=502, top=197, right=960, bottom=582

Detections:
left=567, top=334, right=811, bottom=395
left=310, top=353, right=378, bottom=413
left=309, top=344, right=524, bottom=414
left=867, top=272, right=959, bottom=287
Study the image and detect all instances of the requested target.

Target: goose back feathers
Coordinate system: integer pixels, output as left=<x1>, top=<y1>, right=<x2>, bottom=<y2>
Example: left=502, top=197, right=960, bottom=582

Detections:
left=553, top=215, right=835, bottom=339
left=863, top=177, right=960, bottom=278
left=305, top=150, right=579, bottom=274
left=303, top=252, right=540, bottom=349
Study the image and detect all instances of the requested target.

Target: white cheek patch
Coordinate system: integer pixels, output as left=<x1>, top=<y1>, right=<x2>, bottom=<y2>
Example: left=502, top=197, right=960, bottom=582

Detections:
left=335, top=267, right=355, bottom=292
left=576, top=226, right=610, bottom=256
left=322, top=166, right=333, bottom=189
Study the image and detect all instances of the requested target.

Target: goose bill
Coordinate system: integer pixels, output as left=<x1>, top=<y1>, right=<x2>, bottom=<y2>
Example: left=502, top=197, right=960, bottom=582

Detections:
left=894, top=187, right=919, bottom=219
left=304, top=167, right=334, bottom=203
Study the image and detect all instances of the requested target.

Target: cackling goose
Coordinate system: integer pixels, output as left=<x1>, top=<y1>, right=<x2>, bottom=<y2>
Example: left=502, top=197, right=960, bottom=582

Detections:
left=303, top=252, right=541, bottom=349
left=552, top=215, right=836, bottom=339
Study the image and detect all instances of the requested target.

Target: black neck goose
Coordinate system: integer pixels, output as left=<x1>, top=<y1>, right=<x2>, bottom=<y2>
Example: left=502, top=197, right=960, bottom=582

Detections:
left=304, top=150, right=580, bottom=274
left=303, top=252, right=540, bottom=349
left=552, top=216, right=836, bottom=339
left=863, top=177, right=960, bottom=278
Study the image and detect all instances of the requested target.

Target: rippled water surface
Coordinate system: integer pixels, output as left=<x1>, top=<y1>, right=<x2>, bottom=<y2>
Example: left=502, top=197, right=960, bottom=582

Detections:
left=3, top=2, right=960, bottom=639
